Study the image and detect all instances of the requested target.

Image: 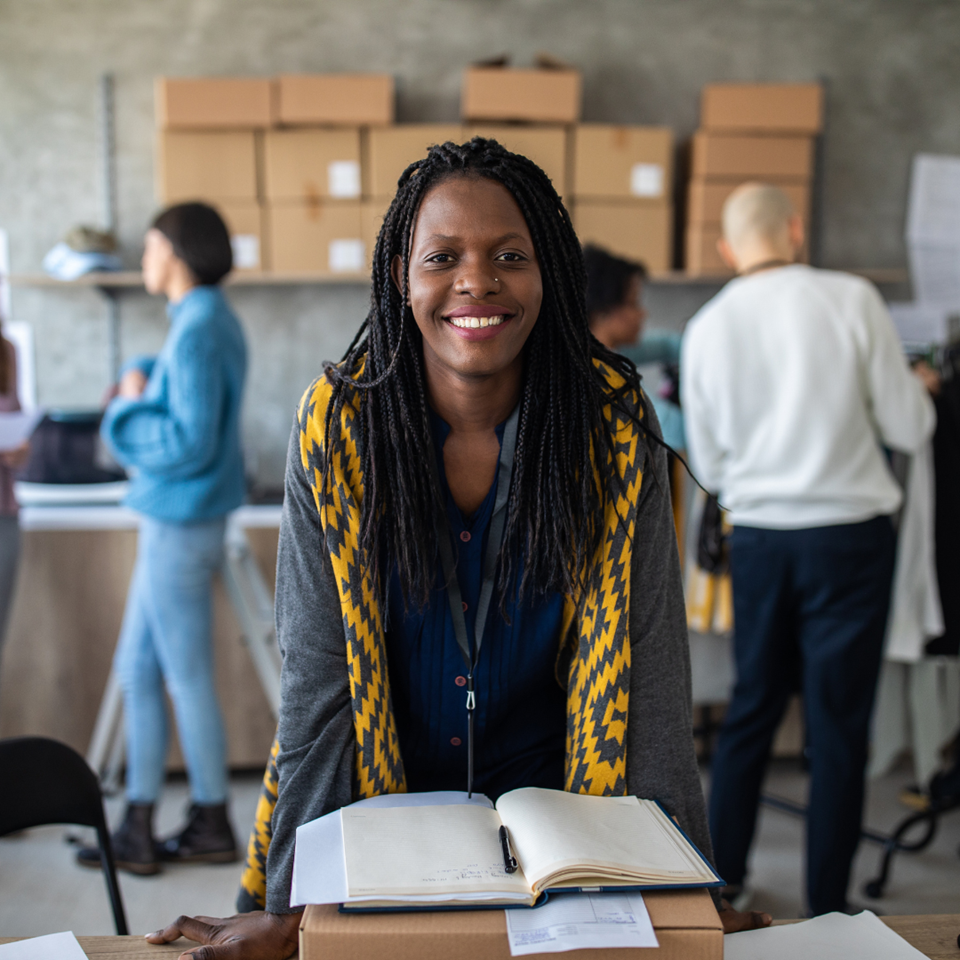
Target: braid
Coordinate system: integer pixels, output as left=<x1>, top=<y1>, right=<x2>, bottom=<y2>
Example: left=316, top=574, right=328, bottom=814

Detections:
left=320, top=137, right=649, bottom=607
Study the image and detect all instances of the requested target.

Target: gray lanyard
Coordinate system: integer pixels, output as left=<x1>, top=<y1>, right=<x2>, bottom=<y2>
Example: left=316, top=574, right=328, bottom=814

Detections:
left=435, top=403, right=519, bottom=797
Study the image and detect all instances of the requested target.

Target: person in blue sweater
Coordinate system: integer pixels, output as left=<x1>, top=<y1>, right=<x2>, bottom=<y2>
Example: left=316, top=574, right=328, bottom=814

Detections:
left=78, top=202, right=248, bottom=876
left=584, top=244, right=685, bottom=451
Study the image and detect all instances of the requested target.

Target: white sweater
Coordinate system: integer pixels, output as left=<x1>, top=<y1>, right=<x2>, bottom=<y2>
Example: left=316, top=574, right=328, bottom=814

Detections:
left=681, top=265, right=936, bottom=529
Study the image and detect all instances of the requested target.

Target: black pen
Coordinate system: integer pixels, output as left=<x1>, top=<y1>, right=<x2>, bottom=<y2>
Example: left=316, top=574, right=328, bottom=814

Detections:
left=499, top=825, right=518, bottom=874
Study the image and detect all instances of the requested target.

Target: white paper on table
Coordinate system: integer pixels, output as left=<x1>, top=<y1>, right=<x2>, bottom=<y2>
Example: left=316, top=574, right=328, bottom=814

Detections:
left=505, top=892, right=659, bottom=956
left=0, top=409, right=44, bottom=452
left=290, top=790, right=493, bottom=907
left=0, top=931, right=87, bottom=960
left=724, top=910, right=929, bottom=960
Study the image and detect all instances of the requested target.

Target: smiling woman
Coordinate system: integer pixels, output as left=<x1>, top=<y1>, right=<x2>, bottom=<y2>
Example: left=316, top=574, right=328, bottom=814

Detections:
left=147, top=139, right=770, bottom=960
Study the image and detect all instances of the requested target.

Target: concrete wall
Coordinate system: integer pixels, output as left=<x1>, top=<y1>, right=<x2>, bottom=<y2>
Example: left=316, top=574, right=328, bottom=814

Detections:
left=1, top=0, right=958, bottom=486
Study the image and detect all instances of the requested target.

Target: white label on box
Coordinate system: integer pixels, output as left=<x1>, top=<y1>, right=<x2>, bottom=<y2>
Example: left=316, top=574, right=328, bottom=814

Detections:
left=231, top=234, right=260, bottom=270
left=329, top=239, right=365, bottom=273
left=630, top=163, right=664, bottom=198
left=328, top=160, right=361, bottom=198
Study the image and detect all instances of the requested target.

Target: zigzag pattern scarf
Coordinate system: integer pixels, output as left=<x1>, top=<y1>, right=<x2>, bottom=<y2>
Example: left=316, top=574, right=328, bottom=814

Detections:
left=237, top=360, right=643, bottom=909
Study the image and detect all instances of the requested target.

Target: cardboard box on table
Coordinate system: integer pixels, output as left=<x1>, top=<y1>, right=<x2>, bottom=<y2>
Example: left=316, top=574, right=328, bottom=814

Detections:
left=686, top=221, right=809, bottom=277
left=155, top=77, right=275, bottom=129
left=701, top=83, right=824, bottom=134
left=465, top=124, right=568, bottom=193
left=156, top=130, right=259, bottom=204
left=264, top=128, right=362, bottom=203
left=462, top=64, right=581, bottom=123
left=276, top=74, right=395, bottom=126
left=364, top=125, right=465, bottom=198
left=687, top=177, right=810, bottom=224
left=691, top=132, right=814, bottom=180
left=211, top=201, right=266, bottom=272
left=573, top=125, right=674, bottom=203
left=300, top=889, right=721, bottom=960
left=573, top=201, right=673, bottom=275
left=267, top=200, right=365, bottom=276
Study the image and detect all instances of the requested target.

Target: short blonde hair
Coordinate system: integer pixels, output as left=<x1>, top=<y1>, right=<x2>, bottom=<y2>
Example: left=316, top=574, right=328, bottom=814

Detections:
left=721, top=182, right=795, bottom=255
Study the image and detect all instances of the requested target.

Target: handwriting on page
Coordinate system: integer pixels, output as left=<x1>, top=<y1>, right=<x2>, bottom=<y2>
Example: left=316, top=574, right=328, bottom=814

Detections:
left=341, top=805, right=531, bottom=897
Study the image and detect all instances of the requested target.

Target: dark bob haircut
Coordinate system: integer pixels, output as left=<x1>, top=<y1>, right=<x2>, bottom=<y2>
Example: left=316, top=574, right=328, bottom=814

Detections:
left=152, top=202, right=233, bottom=286
left=583, top=244, right=647, bottom=319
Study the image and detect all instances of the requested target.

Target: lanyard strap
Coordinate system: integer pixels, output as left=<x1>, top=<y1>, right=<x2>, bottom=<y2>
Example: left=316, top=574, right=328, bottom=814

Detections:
left=436, top=403, right=520, bottom=795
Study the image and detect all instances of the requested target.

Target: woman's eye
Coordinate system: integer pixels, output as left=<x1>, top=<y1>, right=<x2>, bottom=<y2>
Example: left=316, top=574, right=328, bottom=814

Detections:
left=496, top=252, right=525, bottom=262
left=426, top=253, right=454, bottom=263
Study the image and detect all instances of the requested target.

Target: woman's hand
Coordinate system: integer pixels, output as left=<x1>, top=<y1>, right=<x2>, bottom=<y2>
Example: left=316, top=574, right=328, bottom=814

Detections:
left=118, top=368, right=148, bottom=399
left=0, top=441, right=29, bottom=469
left=145, top=910, right=300, bottom=960
left=719, top=898, right=772, bottom=933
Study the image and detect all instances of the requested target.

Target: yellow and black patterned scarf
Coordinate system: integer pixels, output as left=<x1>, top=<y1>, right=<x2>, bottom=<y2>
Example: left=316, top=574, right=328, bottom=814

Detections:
left=238, top=360, right=644, bottom=910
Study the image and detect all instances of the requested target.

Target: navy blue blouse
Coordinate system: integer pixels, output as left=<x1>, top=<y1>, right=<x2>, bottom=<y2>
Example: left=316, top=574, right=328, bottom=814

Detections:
left=385, top=411, right=567, bottom=800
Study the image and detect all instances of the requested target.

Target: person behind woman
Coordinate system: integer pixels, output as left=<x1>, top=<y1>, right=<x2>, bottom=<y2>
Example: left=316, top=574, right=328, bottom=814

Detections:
left=149, top=141, right=768, bottom=959
left=584, top=244, right=684, bottom=451
left=77, top=202, right=248, bottom=875
left=0, top=330, right=28, bottom=701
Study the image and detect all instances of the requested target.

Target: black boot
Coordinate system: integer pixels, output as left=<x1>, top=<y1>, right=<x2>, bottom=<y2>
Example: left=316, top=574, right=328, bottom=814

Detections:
left=77, top=802, right=160, bottom=876
left=158, top=802, right=238, bottom=864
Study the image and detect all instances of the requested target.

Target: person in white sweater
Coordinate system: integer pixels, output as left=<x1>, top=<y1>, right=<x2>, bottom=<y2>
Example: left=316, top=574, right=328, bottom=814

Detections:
left=682, top=183, right=936, bottom=917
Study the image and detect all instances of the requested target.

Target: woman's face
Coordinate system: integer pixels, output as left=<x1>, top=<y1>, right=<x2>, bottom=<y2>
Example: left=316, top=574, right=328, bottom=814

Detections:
left=398, top=176, right=543, bottom=381
left=593, top=273, right=647, bottom=350
left=141, top=228, right=178, bottom=296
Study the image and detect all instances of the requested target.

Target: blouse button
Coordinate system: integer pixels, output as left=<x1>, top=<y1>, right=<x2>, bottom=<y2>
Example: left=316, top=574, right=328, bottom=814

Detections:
left=450, top=737, right=462, bottom=747
left=462, top=600, right=468, bottom=612
left=455, top=676, right=467, bottom=687
left=460, top=531, right=471, bottom=542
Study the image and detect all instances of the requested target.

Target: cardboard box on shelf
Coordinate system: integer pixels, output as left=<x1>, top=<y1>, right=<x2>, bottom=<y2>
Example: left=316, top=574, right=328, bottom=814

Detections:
left=267, top=201, right=366, bottom=276
left=211, top=201, right=266, bottom=272
left=364, top=125, right=464, bottom=198
left=691, top=132, right=814, bottom=179
left=462, top=65, right=581, bottom=123
left=573, top=125, right=674, bottom=202
left=687, top=177, right=810, bottom=224
left=157, top=130, right=259, bottom=204
left=573, top=201, right=673, bottom=275
left=300, top=889, right=722, bottom=960
left=155, top=77, right=275, bottom=129
left=686, top=220, right=809, bottom=277
left=465, top=124, right=568, bottom=193
left=276, top=74, right=394, bottom=126
left=264, top=129, right=362, bottom=203
left=361, top=198, right=391, bottom=271
left=701, top=83, right=824, bottom=134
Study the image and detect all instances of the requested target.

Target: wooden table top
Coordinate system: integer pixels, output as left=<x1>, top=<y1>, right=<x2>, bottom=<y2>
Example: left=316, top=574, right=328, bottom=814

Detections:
left=2, top=915, right=958, bottom=958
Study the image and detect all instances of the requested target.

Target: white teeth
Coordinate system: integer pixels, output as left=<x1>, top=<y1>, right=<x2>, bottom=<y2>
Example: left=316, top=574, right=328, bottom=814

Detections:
left=449, top=315, right=505, bottom=329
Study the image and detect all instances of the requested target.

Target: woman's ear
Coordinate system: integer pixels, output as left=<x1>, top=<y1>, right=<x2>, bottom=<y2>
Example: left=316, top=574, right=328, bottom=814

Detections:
left=390, top=254, right=408, bottom=302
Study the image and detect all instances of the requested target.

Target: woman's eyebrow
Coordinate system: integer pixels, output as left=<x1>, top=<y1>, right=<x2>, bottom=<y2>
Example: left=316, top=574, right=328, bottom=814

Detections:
left=421, top=231, right=528, bottom=244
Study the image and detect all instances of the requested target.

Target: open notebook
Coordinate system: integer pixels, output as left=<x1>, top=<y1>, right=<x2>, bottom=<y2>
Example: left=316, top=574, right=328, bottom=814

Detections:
left=338, top=787, right=721, bottom=909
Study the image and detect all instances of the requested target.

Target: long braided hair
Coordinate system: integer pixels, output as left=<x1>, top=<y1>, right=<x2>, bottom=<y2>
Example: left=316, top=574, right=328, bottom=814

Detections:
left=321, top=137, right=648, bottom=608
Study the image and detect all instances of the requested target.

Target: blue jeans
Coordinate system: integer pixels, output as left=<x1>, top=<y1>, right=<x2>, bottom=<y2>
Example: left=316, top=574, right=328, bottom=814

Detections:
left=114, top=516, right=228, bottom=805
left=708, top=516, right=896, bottom=916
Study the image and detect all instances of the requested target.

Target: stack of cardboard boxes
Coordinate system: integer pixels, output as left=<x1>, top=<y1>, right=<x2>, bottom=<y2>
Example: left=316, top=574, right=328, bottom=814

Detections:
left=156, top=66, right=679, bottom=279
left=684, top=83, right=823, bottom=276
left=156, top=74, right=394, bottom=276
left=570, top=125, right=675, bottom=275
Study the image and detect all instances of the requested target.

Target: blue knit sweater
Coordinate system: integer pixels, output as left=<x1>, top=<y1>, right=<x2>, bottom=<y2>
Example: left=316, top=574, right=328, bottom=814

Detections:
left=101, top=286, right=248, bottom=523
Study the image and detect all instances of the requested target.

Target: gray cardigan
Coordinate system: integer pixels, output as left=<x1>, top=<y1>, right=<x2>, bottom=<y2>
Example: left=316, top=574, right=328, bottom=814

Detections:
left=264, top=405, right=716, bottom=913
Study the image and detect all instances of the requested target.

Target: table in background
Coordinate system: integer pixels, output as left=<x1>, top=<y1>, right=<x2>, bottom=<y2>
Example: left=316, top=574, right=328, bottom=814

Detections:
left=2, top=916, right=959, bottom=959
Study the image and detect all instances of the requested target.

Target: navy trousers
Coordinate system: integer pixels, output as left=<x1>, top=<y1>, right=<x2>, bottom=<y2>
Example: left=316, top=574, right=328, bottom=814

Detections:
left=708, top=516, right=896, bottom=916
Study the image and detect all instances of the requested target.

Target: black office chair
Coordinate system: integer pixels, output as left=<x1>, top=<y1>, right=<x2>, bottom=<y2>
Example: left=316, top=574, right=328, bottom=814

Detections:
left=0, top=736, right=128, bottom=934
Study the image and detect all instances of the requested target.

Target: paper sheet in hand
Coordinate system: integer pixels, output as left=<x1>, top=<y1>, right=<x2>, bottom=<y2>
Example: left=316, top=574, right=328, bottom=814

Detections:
left=0, top=932, right=87, bottom=960
left=505, top=892, right=659, bottom=955
left=291, top=791, right=493, bottom=907
left=724, top=910, right=929, bottom=960
left=0, top=410, right=43, bottom=452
